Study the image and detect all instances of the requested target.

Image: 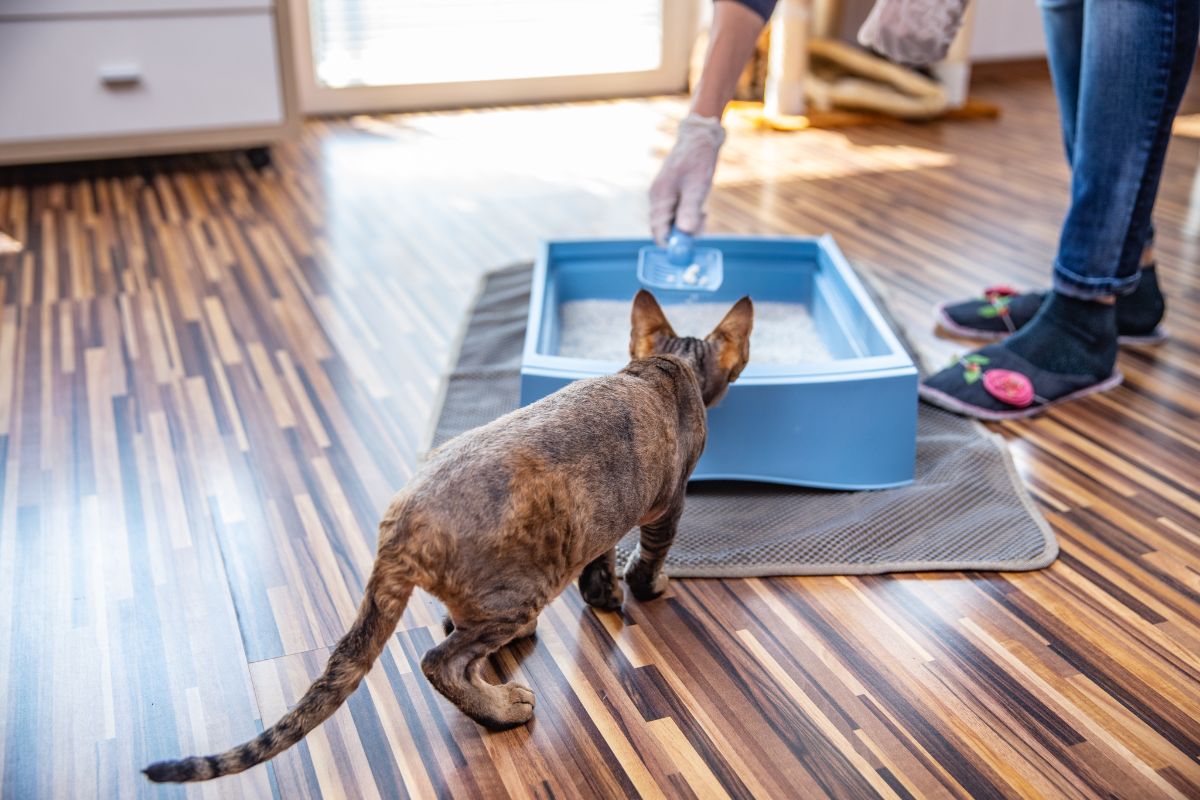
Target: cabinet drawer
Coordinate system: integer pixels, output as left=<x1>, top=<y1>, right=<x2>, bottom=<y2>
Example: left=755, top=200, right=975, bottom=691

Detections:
left=0, top=13, right=284, bottom=144
left=0, top=1, right=271, bottom=20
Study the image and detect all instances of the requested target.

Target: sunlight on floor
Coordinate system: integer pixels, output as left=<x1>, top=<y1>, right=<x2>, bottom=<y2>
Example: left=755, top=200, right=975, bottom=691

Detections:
left=315, top=103, right=669, bottom=285
left=0, top=232, right=23, bottom=254
left=314, top=101, right=960, bottom=275
left=339, top=101, right=958, bottom=195
left=1185, top=161, right=1200, bottom=237
left=1173, top=113, right=1200, bottom=139
left=714, top=128, right=957, bottom=185
left=341, top=102, right=670, bottom=196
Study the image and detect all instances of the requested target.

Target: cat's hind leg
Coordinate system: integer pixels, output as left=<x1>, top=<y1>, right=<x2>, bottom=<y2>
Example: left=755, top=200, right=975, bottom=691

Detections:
left=443, top=614, right=537, bottom=639
left=579, top=548, right=624, bottom=611
left=421, top=607, right=540, bottom=730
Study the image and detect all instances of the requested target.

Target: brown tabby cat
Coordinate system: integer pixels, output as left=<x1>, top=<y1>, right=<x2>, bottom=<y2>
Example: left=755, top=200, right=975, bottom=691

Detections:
left=145, top=289, right=753, bottom=783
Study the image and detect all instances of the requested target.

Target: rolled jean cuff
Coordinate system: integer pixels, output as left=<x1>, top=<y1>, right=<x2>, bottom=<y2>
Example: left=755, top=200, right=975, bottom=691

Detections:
left=1052, top=260, right=1141, bottom=299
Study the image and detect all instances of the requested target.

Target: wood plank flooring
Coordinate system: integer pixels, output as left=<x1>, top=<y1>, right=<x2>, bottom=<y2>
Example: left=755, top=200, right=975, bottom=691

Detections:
left=1, top=66, right=1198, bottom=798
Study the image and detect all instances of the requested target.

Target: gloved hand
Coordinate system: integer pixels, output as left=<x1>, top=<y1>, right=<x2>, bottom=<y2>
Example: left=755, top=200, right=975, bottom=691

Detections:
left=649, top=113, right=727, bottom=245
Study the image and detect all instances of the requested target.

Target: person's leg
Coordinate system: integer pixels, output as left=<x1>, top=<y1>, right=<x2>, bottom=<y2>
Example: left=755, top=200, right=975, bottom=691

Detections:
left=933, top=0, right=1175, bottom=345
left=1042, top=0, right=1175, bottom=293
left=1041, top=0, right=1085, bottom=166
left=1049, top=0, right=1197, bottom=302
left=1007, top=0, right=1196, bottom=371
left=923, top=0, right=1199, bottom=419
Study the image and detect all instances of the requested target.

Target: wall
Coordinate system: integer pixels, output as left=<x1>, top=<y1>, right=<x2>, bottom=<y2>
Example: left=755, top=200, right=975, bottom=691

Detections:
left=969, top=0, right=1047, bottom=61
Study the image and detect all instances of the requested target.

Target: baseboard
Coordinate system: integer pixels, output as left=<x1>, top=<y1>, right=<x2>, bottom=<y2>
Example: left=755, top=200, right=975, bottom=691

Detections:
left=970, top=57, right=1050, bottom=84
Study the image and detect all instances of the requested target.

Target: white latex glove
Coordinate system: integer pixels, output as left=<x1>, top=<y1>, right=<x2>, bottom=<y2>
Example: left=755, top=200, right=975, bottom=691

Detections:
left=649, top=113, right=727, bottom=245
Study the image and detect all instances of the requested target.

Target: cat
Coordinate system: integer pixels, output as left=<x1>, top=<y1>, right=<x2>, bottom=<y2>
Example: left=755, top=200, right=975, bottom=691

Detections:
left=144, top=289, right=753, bottom=783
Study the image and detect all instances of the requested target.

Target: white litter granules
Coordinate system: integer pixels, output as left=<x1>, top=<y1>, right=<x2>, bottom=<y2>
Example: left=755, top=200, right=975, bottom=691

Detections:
left=556, top=299, right=835, bottom=365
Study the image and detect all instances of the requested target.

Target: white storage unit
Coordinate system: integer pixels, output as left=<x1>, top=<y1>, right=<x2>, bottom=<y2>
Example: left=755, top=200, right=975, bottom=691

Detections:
left=0, top=0, right=297, bottom=165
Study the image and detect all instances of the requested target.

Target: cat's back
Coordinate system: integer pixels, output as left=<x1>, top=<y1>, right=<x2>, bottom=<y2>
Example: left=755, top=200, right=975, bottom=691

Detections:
left=389, top=363, right=701, bottom=555
left=409, top=365, right=690, bottom=501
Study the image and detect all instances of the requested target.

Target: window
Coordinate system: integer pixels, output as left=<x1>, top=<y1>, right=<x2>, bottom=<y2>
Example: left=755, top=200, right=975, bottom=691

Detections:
left=293, top=0, right=694, bottom=114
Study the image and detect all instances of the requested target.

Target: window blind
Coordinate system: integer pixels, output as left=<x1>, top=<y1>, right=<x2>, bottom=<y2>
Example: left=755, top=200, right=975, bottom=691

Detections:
left=311, top=0, right=664, bottom=88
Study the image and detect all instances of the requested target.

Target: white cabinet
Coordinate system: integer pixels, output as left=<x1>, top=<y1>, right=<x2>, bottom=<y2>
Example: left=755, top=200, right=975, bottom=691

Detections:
left=0, top=0, right=297, bottom=165
left=0, top=0, right=273, bottom=16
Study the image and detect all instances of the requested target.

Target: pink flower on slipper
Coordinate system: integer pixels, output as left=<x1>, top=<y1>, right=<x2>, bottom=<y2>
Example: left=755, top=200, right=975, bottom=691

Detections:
left=984, top=285, right=1018, bottom=300
left=983, top=369, right=1034, bottom=407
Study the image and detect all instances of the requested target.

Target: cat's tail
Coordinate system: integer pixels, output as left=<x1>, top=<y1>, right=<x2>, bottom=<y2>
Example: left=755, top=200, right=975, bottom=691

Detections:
left=144, top=572, right=413, bottom=783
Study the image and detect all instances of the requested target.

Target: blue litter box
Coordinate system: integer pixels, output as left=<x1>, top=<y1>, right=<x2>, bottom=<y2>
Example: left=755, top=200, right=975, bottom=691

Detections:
left=519, top=235, right=918, bottom=490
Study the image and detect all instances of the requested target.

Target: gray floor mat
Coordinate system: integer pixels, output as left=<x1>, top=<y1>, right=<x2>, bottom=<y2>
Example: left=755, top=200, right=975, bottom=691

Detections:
left=429, top=263, right=1057, bottom=576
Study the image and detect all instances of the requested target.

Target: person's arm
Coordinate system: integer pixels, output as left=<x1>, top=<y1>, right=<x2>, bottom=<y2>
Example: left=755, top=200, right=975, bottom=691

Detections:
left=691, top=1, right=776, bottom=117
left=649, top=1, right=773, bottom=243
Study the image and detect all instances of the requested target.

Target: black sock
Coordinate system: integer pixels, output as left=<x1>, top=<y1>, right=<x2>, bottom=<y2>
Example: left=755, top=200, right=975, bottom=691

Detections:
left=1004, top=292, right=1117, bottom=379
left=1116, top=265, right=1165, bottom=337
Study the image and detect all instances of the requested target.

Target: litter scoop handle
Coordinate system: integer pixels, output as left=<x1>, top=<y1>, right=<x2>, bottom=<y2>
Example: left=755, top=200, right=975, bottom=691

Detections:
left=666, top=228, right=695, bottom=267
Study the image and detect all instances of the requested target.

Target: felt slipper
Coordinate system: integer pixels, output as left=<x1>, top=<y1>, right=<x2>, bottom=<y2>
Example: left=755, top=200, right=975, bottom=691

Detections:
left=919, top=344, right=1124, bottom=421
left=1116, top=327, right=1169, bottom=346
left=934, top=286, right=1046, bottom=341
left=935, top=285, right=1167, bottom=345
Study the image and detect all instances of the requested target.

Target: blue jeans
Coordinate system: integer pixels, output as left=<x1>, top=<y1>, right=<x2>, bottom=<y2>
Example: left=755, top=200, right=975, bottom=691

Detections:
left=1040, top=0, right=1199, bottom=299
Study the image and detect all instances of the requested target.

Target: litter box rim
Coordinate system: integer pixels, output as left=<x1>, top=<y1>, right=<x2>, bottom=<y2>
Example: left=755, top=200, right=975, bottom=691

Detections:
left=521, top=234, right=917, bottom=384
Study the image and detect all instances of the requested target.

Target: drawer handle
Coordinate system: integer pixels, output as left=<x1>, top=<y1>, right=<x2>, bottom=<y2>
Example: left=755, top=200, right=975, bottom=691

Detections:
left=99, top=64, right=143, bottom=87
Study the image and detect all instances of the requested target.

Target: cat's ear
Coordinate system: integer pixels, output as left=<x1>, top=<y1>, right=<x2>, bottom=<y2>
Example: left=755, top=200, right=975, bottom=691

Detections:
left=706, top=296, right=754, bottom=378
left=630, top=290, right=676, bottom=359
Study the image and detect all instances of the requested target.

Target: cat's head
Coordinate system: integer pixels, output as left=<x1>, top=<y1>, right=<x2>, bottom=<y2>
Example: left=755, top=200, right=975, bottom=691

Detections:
left=629, top=289, right=754, bottom=407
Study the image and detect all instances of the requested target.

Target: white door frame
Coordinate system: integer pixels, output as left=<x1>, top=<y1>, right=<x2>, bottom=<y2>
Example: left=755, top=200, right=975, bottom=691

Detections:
left=290, top=0, right=697, bottom=116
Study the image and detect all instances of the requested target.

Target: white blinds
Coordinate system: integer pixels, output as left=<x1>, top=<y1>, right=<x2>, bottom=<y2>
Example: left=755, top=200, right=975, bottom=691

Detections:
left=310, top=0, right=664, bottom=88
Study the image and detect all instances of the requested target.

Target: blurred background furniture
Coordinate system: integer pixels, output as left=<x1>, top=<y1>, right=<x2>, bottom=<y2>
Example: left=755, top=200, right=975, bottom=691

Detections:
left=0, top=0, right=298, bottom=166
left=700, top=0, right=1042, bottom=128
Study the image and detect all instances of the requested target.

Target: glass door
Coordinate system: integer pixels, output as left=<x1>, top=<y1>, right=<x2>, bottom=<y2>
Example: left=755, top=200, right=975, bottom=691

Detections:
left=293, top=0, right=695, bottom=114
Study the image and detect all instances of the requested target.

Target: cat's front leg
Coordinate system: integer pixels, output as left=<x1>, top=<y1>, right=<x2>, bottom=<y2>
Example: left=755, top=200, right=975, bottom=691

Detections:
left=579, top=548, right=624, bottom=611
left=624, top=505, right=682, bottom=601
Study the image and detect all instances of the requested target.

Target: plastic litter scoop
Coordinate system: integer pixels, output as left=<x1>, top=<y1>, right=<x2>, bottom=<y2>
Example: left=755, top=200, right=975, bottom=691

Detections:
left=638, top=227, right=723, bottom=292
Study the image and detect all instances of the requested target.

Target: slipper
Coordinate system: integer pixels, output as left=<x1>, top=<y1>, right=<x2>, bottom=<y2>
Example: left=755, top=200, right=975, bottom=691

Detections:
left=934, top=286, right=1045, bottom=342
left=1116, top=328, right=1169, bottom=346
left=919, top=344, right=1124, bottom=421
left=934, top=285, right=1167, bottom=345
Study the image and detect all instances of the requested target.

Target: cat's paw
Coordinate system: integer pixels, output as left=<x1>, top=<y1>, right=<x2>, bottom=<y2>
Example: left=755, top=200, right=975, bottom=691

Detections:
left=506, top=683, right=536, bottom=708
left=628, top=573, right=676, bottom=604
left=579, top=556, right=623, bottom=611
left=625, top=562, right=669, bottom=601
left=624, top=556, right=672, bottom=599
left=580, top=573, right=624, bottom=611
left=476, top=683, right=536, bottom=730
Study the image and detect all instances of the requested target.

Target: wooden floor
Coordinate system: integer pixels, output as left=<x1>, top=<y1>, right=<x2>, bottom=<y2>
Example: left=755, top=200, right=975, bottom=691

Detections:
left=1, top=66, right=1199, bottom=799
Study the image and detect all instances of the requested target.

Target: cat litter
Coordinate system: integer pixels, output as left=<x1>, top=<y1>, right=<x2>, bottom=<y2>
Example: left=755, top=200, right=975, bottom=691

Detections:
left=556, top=299, right=834, bottom=364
